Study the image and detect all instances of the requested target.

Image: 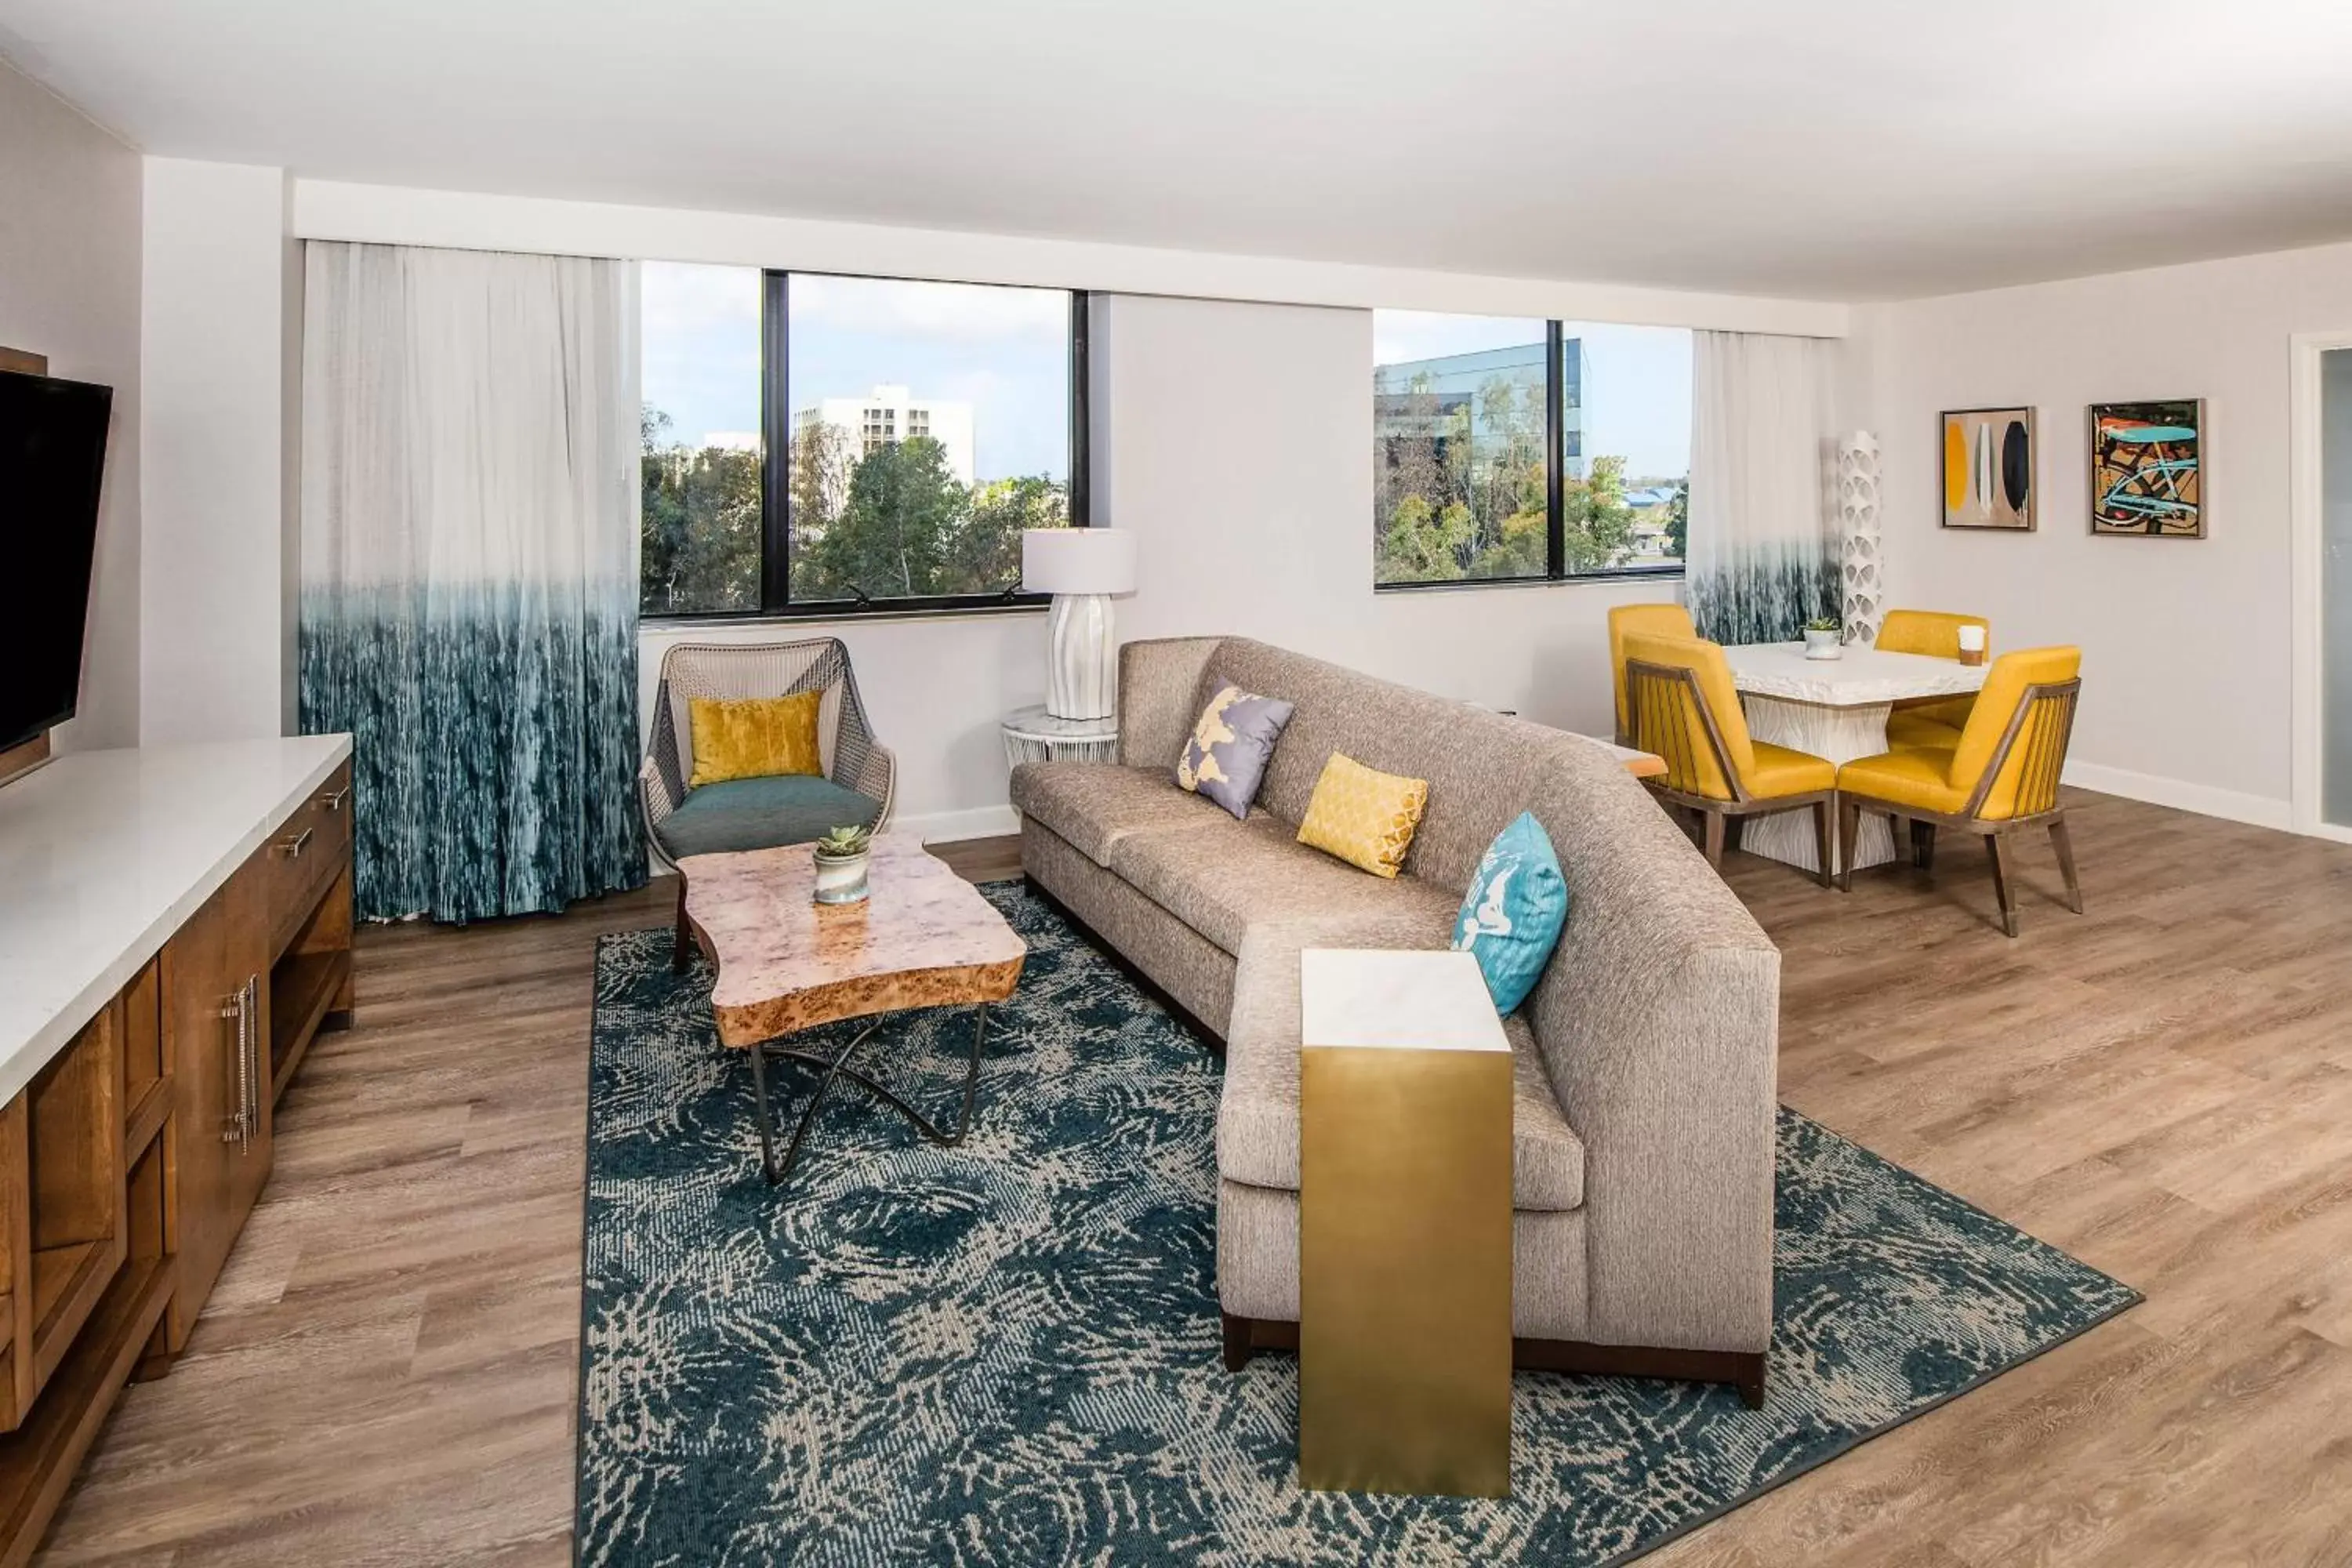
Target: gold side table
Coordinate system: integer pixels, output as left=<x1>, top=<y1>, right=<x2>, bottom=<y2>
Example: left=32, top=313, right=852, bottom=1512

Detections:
left=1297, top=948, right=1512, bottom=1497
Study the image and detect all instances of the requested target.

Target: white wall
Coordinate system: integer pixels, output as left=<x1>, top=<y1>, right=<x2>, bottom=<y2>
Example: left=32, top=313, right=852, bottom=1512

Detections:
left=1103, top=294, right=1671, bottom=721
left=638, top=293, right=1682, bottom=844
left=1853, top=238, right=2352, bottom=828
left=0, top=59, right=142, bottom=750
left=293, top=179, right=1849, bottom=340
left=117, top=171, right=1818, bottom=829
left=139, top=158, right=298, bottom=744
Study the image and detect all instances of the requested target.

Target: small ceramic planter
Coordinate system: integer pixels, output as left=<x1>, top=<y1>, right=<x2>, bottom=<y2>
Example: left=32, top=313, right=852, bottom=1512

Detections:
left=811, top=850, right=872, bottom=906
left=1802, top=627, right=1844, bottom=661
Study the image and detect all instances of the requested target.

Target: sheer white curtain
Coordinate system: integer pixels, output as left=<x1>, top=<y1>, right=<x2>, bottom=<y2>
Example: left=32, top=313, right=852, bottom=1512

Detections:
left=1685, top=330, right=1840, bottom=645
left=299, top=241, right=644, bottom=922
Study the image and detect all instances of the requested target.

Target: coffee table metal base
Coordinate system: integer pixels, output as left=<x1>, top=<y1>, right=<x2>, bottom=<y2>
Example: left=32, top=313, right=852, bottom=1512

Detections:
left=743, top=1003, right=990, bottom=1187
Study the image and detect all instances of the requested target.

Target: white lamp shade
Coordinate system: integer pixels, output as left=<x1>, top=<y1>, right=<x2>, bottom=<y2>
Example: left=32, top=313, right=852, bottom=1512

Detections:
left=1022, top=528, right=1137, bottom=596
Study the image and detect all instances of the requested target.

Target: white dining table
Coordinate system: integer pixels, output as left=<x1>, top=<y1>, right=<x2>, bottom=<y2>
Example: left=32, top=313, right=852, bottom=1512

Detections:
left=1719, top=641, right=1988, bottom=873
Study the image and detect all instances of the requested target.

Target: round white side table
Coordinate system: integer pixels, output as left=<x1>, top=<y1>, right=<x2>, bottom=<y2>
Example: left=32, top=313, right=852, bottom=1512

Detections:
left=1001, top=705, right=1119, bottom=768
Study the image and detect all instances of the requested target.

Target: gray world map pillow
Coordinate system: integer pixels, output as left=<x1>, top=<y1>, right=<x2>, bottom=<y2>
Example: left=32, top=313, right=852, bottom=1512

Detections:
left=1175, top=683, right=1296, bottom=820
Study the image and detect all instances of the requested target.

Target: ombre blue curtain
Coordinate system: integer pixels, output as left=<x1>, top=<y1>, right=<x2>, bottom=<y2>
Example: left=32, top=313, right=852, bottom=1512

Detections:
left=298, top=242, right=645, bottom=923
left=1684, top=329, right=1842, bottom=646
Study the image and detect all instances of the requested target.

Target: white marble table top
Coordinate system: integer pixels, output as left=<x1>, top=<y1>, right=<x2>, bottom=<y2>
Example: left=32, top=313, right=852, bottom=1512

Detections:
left=0, top=735, right=351, bottom=1107
left=1000, top=704, right=1118, bottom=742
left=1300, top=949, right=1508, bottom=1054
left=1721, top=641, right=1988, bottom=706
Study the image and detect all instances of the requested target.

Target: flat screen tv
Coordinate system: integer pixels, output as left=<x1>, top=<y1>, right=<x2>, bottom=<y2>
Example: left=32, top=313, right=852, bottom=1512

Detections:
left=1, top=368, right=113, bottom=752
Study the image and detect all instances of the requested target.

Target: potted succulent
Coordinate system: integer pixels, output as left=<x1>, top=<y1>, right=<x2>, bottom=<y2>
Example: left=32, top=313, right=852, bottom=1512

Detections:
left=811, top=824, right=875, bottom=906
left=1802, top=616, right=1844, bottom=661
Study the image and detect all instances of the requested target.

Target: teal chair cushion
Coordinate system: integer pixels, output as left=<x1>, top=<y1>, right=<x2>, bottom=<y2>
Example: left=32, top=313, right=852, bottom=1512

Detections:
left=655, top=775, right=884, bottom=861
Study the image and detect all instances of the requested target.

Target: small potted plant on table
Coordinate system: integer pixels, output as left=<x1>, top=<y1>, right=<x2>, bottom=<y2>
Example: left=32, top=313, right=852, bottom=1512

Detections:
left=811, top=825, right=875, bottom=906
left=1802, top=616, right=1844, bottom=661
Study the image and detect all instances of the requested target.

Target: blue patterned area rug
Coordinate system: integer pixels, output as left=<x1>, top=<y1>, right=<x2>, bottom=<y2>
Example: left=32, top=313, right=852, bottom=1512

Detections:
left=578, top=883, right=2138, bottom=1566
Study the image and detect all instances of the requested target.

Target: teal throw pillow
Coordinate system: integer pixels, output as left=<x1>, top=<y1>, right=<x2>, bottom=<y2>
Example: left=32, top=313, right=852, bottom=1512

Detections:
left=1452, top=811, right=1569, bottom=1013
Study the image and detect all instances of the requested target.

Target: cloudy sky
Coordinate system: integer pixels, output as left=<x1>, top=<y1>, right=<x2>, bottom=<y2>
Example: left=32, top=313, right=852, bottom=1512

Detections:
left=641, top=267, right=1692, bottom=485
left=641, top=263, right=1072, bottom=480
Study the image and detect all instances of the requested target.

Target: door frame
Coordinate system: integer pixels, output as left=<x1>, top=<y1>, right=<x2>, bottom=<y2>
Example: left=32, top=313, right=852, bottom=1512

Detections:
left=2288, top=330, right=2352, bottom=843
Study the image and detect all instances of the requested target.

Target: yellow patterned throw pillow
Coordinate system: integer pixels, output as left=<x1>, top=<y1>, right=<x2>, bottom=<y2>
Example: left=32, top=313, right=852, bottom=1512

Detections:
left=1296, top=753, right=1429, bottom=879
left=688, top=691, right=825, bottom=787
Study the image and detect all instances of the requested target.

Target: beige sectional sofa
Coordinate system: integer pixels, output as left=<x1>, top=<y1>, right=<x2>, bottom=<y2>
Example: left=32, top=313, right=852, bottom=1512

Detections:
left=1010, top=636, right=1780, bottom=1405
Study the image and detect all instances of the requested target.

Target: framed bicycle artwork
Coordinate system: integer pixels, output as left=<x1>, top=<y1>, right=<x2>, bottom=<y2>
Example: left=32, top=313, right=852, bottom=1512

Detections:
left=2089, top=400, right=2204, bottom=538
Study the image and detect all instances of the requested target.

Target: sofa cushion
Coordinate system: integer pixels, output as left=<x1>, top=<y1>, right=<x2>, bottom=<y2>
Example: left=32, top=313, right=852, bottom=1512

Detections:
left=1193, top=639, right=1590, bottom=895
left=1109, top=811, right=1457, bottom=956
left=657, top=775, right=882, bottom=860
left=1176, top=683, right=1296, bottom=819
left=1217, top=922, right=1584, bottom=1211
left=1009, top=762, right=1232, bottom=867
left=1454, top=810, right=1570, bottom=1014
left=1295, top=753, right=1428, bottom=879
left=686, top=690, right=824, bottom=787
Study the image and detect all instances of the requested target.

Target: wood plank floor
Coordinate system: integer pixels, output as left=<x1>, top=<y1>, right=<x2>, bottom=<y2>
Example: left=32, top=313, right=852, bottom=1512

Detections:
left=35, top=801, right=2352, bottom=1564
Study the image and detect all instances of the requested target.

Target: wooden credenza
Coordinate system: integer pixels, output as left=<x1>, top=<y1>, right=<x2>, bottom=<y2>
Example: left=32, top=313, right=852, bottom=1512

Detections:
left=0, top=736, right=354, bottom=1562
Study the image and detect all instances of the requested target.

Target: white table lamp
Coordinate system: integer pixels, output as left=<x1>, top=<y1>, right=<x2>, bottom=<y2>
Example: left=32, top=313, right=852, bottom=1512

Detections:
left=1022, top=528, right=1137, bottom=721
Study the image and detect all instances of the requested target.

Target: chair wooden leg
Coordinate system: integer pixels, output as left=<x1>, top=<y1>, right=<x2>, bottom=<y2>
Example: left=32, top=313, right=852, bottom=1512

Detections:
left=1984, top=832, right=2020, bottom=938
left=1911, top=818, right=1938, bottom=873
left=1221, top=1310, right=1254, bottom=1372
left=1810, top=800, right=1834, bottom=889
left=673, top=877, right=695, bottom=973
left=1837, top=799, right=1862, bottom=891
left=1702, top=810, right=1726, bottom=871
left=2049, top=816, right=2084, bottom=914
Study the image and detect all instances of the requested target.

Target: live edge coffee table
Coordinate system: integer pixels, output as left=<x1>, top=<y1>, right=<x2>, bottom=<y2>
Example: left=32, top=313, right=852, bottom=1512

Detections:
left=679, top=833, right=1026, bottom=1187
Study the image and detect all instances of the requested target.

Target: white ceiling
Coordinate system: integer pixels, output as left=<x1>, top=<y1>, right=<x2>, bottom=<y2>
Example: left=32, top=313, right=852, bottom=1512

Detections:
left=5, top=0, right=2351, bottom=303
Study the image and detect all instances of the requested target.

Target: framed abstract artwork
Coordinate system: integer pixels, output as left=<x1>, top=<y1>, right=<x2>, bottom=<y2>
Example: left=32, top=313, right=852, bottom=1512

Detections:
left=2089, top=399, right=2203, bottom=538
left=1940, top=408, right=2035, bottom=530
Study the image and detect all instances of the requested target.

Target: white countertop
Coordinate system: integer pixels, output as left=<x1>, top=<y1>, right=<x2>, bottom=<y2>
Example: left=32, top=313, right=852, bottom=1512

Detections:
left=1300, top=949, right=1508, bottom=1053
left=1721, top=641, right=1988, bottom=706
left=0, top=735, right=352, bottom=1107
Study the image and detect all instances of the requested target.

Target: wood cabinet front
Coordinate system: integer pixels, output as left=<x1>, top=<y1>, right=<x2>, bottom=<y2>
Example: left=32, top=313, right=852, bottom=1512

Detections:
left=263, top=764, right=353, bottom=952
left=160, top=858, right=273, bottom=1352
left=0, top=739, right=354, bottom=1565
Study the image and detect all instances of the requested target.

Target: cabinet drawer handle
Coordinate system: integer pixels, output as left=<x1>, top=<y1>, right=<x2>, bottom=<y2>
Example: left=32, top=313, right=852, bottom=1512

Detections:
left=320, top=784, right=350, bottom=811
left=278, top=826, right=314, bottom=859
left=220, top=977, right=257, bottom=1150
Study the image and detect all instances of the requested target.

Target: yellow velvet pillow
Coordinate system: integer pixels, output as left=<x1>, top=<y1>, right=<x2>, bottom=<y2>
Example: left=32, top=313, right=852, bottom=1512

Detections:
left=1296, top=753, right=1429, bottom=879
left=687, top=691, right=824, bottom=787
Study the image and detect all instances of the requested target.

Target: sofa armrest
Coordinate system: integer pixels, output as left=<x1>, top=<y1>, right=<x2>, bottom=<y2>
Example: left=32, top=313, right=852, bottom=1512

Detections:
left=1524, top=754, right=1780, bottom=1356
left=1116, top=637, right=1225, bottom=771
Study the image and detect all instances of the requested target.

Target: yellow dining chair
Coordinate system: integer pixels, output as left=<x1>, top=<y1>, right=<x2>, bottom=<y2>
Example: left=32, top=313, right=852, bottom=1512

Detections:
left=1622, top=631, right=1838, bottom=885
left=1607, top=602, right=1697, bottom=746
left=1876, top=609, right=1989, bottom=751
left=1836, top=646, right=2084, bottom=937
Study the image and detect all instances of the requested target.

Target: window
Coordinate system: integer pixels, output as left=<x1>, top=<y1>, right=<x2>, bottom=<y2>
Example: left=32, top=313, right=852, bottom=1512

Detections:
left=641, top=265, right=1088, bottom=618
left=640, top=263, right=764, bottom=615
left=1374, top=311, right=1690, bottom=587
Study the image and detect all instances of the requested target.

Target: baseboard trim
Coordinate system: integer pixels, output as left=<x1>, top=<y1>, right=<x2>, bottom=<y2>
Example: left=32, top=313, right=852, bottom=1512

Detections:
left=2062, top=761, right=2291, bottom=832
left=906, top=804, right=1021, bottom=845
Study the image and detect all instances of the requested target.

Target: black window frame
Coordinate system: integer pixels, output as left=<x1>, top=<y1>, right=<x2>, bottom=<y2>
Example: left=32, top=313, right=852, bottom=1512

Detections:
left=645, top=269, right=1094, bottom=625
left=1373, top=317, right=1686, bottom=594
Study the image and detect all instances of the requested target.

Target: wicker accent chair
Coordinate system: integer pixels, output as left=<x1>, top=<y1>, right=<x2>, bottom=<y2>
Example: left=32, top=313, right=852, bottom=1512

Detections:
left=642, top=638, right=898, bottom=967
